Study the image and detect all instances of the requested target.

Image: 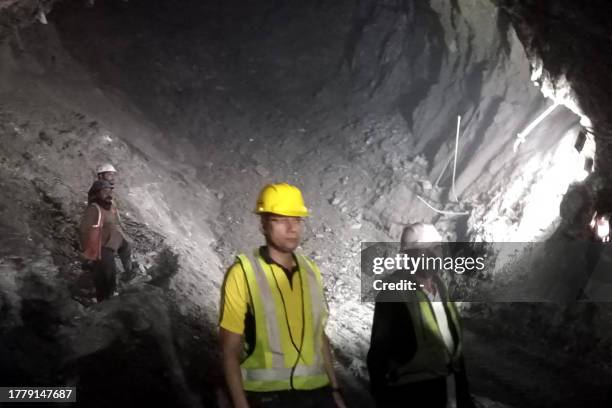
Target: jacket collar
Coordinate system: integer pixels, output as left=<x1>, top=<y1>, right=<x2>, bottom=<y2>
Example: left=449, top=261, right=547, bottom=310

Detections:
left=259, top=246, right=299, bottom=275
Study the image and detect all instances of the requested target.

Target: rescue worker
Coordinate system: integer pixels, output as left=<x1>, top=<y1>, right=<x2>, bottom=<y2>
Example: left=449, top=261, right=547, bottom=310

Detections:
left=367, top=223, right=475, bottom=408
left=88, top=162, right=136, bottom=282
left=79, top=179, right=135, bottom=301
left=218, top=183, right=346, bottom=408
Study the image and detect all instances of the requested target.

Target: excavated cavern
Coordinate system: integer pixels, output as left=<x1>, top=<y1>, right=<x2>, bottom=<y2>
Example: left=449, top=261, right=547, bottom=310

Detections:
left=0, top=0, right=611, bottom=407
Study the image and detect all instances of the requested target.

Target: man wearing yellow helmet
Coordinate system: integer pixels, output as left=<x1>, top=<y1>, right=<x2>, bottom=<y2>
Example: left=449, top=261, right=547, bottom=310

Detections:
left=219, top=183, right=346, bottom=408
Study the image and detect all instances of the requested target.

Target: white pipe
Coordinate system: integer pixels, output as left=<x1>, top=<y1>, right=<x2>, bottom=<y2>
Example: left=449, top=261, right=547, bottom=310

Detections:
left=514, top=103, right=559, bottom=152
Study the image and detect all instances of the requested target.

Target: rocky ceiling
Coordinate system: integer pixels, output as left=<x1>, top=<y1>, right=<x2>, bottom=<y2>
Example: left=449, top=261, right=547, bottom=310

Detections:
left=2, top=0, right=610, bottom=211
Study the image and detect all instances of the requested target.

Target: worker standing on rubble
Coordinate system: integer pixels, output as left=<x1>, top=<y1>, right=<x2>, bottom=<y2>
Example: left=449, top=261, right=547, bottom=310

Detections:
left=88, top=163, right=137, bottom=283
left=79, top=179, right=136, bottom=301
left=218, top=183, right=346, bottom=408
left=367, top=223, right=475, bottom=408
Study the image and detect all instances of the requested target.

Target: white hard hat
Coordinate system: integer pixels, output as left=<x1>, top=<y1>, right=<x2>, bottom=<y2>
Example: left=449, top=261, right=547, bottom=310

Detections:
left=96, top=163, right=117, bottom=174
left=400, top=223, right=443, bottom=251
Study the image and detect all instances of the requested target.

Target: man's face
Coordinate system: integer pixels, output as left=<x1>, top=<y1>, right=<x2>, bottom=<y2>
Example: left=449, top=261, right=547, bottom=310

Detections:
left=99, top=172, right=116, bottom=184
left=96, top=187, right=113, bottom=205
left=262, top=214, right=304, bottom=253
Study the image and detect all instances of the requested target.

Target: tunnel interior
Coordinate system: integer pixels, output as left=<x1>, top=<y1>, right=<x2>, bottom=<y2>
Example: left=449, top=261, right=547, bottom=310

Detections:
left=0, top=0, right=612, bottom=407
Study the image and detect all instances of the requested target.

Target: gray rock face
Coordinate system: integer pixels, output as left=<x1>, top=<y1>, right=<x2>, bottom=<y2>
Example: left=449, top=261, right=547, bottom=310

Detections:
left=497, top=0, right=612, bottom=187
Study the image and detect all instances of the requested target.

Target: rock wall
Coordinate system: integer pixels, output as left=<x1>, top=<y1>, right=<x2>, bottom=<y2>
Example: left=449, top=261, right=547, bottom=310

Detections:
left=497, top=0, right=612, bottom=195
left=0, top=25, right=223, bottom=407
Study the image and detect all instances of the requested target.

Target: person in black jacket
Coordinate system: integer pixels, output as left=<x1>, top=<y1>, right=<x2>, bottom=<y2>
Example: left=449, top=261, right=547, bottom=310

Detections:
left=367, top=223, right=475, bottom=408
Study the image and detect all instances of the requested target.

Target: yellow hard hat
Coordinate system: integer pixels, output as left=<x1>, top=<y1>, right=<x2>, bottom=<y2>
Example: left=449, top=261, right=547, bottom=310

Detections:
left=255, top=183, right=309, bottom=217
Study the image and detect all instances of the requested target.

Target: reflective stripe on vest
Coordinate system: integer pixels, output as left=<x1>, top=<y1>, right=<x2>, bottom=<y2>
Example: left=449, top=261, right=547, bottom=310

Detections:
left=92, top=203, right=102, bottom=227
left=392, top=291, right=463, bottom=384
left=237, top=250, right=329, bottom=391
left=242, top=363, right=326, bottom=382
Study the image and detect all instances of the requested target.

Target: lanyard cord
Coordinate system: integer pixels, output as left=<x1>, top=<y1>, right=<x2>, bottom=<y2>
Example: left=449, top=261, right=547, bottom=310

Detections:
left=269, top=263, right=306, bottom=390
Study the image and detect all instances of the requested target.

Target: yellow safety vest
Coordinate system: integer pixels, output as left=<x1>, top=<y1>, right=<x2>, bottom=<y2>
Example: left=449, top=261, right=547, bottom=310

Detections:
left=237, top=250, right=329, bottom=392
left=392, top=291, right=463, bottom=385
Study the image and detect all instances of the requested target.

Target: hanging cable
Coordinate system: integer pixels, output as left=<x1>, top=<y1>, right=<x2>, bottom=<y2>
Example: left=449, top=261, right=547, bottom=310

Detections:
left=451, top=115, right=461, bottom=202
left=269, top=264, right=305, bottom=390
left=435, top=115, right=463, bottom=191
left=416, top=194, right=470, bottom=216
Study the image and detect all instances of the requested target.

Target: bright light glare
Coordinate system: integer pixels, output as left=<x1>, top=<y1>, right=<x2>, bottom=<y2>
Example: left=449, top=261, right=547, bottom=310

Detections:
left=478, top=128, right=592, bottom=242
left=596, top=217, right=610, bottom=241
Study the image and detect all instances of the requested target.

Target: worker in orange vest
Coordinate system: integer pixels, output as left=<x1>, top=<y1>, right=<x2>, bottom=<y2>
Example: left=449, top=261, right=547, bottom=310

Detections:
left=79, top=179, right=134, bottom=301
